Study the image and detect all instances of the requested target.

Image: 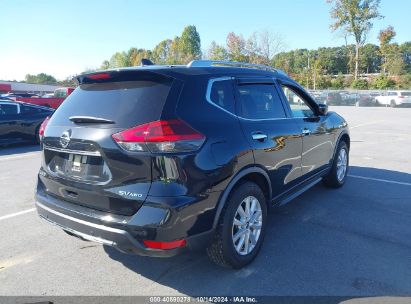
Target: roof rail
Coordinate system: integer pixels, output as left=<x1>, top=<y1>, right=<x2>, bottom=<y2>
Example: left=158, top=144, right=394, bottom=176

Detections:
left=187, top=60, right=285, bottom=74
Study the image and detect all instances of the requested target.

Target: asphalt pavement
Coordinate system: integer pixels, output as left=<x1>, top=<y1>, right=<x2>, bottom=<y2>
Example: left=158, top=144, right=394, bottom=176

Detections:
left=0, top=106, right=410, bottom=297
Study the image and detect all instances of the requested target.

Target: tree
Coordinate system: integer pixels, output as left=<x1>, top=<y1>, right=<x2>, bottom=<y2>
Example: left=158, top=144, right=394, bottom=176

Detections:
left=226, top=32, right=248, bottom=62
left=245, top=32, right=262, bottom=64
left=152, top=39, right=173, bottom=64
left=207, top=41, right=229, bottom=60
left=179, top=25, right=201, bottom=63
left=328, top=0, right=383, bottom=79
left=109, top=51, right=128, bottom=68
left=25, top=73, right=57, bottom=84
left=378, top=26, right=396, bottom=74
left=360, top=43, right=381, bottom=73
left=168, top=36, right=182, bottom=64
left=101, top=60, right=110, bottom=70
left=370, top=74, right=395, bottom=89
left=258, top=30, right=285, bottom=65
left=400, top=42, right=411, bottom=73
left=351, top=78, right=369, bottom=89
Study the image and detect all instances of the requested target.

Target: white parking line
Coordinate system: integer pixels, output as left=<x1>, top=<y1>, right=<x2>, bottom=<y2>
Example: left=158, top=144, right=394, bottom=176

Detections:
left=0, top=152, right=40, bottom=162
left=349, top=120, right=385, bottom=129
left=348, top=174, right=411, bottom=187
left=0, top=208, right=36, bottom=221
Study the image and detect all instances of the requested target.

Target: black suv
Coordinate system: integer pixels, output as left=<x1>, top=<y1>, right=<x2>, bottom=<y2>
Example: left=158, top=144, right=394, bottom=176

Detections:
left=35, top=60, right=349, bottom=268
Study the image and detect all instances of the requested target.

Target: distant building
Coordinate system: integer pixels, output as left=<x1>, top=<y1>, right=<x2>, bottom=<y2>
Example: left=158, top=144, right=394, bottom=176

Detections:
left=0, top=81, right=61, bottom=94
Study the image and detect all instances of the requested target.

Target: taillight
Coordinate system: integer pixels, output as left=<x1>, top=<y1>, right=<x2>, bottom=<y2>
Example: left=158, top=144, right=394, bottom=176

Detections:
left=112, top=119, right=206, bottom=153
left=143, top=239, right=186, bottom=250
left=398, top=96, right=404, bottom=99
left=39, top=116, right=50, bottom=138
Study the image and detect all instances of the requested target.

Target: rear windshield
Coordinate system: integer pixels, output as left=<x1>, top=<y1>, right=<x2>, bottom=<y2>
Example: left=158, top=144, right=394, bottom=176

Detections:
left=401, top=92, right=411, bottom=96
left=50, top=73, right=173, bottom=128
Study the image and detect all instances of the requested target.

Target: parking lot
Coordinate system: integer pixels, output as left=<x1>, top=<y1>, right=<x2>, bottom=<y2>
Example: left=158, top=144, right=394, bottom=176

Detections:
left=0, top=106, right=410, bottom=297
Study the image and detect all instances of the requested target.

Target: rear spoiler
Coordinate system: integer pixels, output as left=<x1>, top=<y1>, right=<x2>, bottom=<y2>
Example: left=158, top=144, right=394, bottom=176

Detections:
left=76, top=69, right=173, bottom=85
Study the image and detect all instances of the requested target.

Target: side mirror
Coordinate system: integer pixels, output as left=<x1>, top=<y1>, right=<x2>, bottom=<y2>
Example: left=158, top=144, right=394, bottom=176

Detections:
left=318, top=103, right=328, bottom=115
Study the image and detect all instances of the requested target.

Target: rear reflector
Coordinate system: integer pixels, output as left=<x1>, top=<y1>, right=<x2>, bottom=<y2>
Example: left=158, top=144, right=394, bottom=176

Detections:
left=112, top=119, right=205, bottom=153
left=143, top=239, right=187, bottom=250
left=39, top=116, right=50, bottom=137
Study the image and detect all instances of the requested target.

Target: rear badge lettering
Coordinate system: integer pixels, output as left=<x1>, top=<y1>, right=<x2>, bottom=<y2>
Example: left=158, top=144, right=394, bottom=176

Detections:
left=118, top=190, right=143, bottom=198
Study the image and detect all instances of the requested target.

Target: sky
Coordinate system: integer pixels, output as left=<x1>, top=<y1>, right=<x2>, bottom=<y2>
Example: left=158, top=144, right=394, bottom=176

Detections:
left=1, top=0, right=410, bottom=81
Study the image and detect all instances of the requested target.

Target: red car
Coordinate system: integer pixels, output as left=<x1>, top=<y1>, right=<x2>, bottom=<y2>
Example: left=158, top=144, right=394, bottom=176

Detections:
left=15, top=87, right=74, bottom=109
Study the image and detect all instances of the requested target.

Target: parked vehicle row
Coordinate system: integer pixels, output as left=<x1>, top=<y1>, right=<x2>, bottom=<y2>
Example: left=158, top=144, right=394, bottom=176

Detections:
left=375, top=91, right=411, bottom=107
left=1, top=87, right=74, bottom=109
left=0, top=100, right=54, bottom=146
left=308, top=90, right=411, bottom=107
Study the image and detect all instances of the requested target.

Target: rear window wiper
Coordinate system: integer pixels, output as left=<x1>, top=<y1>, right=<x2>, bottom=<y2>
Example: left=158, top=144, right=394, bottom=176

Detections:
left=69, top=116, right=115, bottom=124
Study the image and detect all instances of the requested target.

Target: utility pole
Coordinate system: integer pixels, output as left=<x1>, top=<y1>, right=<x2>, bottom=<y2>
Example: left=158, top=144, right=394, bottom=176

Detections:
left=306, top=51, right=310, bottom=89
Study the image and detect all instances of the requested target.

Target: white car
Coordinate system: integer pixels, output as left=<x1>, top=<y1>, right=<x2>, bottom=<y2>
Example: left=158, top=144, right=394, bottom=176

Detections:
left=375, top=91, right=411, bottom=107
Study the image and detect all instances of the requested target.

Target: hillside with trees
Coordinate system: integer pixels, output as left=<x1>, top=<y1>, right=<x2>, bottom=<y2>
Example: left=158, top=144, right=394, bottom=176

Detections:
left=99, top=24, right=410, bottom=90
left=21, top=1, right=411, bottom=90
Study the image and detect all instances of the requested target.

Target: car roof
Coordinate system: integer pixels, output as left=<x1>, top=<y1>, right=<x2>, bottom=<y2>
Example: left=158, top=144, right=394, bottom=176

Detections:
left=0, top=99, right=54, bottom=110
left=79, top=60, right=290, bottom=83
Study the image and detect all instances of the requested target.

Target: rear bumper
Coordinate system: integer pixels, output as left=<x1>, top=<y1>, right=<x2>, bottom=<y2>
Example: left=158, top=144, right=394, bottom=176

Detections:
left=35, top=190, right=214, bottom=258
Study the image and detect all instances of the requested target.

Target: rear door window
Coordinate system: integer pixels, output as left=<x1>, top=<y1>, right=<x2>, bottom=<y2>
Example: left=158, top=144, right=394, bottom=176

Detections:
left=207, top=78, right=235, bottom=114
left=50, top=73, right=174, bottom=128
left=235, top=84, right=286, bottom=119
left=0, top=103, right=19, bottom=115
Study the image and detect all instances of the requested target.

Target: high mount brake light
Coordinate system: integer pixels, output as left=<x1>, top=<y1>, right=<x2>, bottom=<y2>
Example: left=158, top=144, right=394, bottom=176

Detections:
left=87, top=73, right=111, bottom=80
left=112, top=119, right=206, bottom=153
left=39, top=116, right=50, bottom=138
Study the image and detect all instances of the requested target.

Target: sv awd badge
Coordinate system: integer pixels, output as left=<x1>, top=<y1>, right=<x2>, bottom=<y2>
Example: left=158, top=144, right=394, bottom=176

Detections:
left=118, top=190, right=143, bottom=198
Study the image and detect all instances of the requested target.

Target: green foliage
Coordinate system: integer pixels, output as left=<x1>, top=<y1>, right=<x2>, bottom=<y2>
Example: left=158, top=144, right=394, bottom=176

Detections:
left=370, top=75, right=396, bottom=89
left=316, top=76, right=333, bottom=89
left=25, top=73, right=57, bottom=84
left=331, top=74, right=346, bottom=89
left=360, top=43, right=382, bottom=73
left=328, top=0, right=383, bottom=78
left=152, top=39, right=173, bottom=64
left=351, top=78, right=369, bottom=89
left=96, top=25, right=410, bottom=91
left=396, top=74, right=411, bottom=89
left=208, top=41, right=229, bottom=60
left=400, top=42, right=411, bottom=73
left=179, top=25, right=201, bottom=62
left=100, top=26, right=201, bottom=68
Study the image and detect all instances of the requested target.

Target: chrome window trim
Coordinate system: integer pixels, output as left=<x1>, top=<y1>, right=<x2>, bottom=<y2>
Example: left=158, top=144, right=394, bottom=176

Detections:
left=44, top=146, right=101, bottom=156
left=205, top=76, right=290, bottom=122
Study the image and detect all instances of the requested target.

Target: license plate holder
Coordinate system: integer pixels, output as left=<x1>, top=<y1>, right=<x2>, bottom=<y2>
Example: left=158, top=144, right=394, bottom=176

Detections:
left=68, top=154, right=87, bottom=173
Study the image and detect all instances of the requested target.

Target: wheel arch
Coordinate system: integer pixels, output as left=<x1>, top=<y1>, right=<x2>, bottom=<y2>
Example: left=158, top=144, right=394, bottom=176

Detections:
left=339, top=132, right=350, bottom=151
left=212, top=166, right=272, bottom=229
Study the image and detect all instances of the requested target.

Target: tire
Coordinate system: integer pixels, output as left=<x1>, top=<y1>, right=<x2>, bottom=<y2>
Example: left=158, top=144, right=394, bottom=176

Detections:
left=207, top=182, right=267, bottom=269
left=390, top=100, right=396, bottom=108
left=323, top=141, right=349, bottom=188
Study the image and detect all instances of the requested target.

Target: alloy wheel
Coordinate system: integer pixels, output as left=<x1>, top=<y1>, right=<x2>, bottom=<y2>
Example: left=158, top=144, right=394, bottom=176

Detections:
left=232, top=196, right=263, bottom=255
left=336, top=148, right=348, bottom=182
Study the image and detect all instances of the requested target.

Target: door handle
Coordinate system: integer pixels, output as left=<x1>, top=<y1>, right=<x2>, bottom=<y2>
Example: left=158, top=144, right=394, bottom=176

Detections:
left=252, top=133, right=268, bottom=141
left=302, top=129, right=311, bottom=136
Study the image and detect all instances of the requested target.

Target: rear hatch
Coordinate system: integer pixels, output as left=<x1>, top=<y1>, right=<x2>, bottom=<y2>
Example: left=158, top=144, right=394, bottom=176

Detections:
left=400, top=92, right=411, bottom=103
left=39, top=70, right=178, bottom=215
